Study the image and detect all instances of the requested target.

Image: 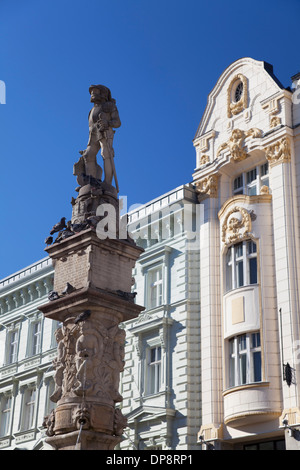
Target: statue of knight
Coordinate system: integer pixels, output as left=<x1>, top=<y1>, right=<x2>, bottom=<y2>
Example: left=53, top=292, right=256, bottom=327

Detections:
left=74, top=85, right=121, bottom=191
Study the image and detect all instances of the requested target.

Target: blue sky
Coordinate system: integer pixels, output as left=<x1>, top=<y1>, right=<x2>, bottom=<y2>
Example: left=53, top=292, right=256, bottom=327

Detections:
left=0, top=0, right=299, bottom=279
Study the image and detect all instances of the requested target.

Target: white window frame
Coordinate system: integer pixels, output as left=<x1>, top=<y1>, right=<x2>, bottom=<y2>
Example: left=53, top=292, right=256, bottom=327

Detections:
left=21, top=385, right=37, bottom=431
left=27, top=317, right=43, bottom=357
left=228, top=332, right=262, bottom=388
left=225, top=240, right=257, bottom=292
left=7, top=329, right=19, bottom=364
left=147, top=266, right=163, bottom=310
left=0, top=393, right=12, bottom=437
left=233, top=163, right=269, bottom=196
left=146, top=345, right=162, bottom=395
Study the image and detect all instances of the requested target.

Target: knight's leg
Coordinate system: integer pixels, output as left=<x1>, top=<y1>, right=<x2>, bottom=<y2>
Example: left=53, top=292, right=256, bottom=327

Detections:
left=100, top=141, right=114, bottom=185
left=84, top=140, right=102, bottom=179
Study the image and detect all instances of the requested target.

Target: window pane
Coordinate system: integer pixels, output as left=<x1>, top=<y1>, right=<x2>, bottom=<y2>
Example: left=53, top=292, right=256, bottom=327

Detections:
left=235, top=243, right=243, bottom=258
left=247, top=240, right=257, bottom=254
left=229, top=339, right=235, bottom=387
left=261, top=163, right=269, bottom=177
left=253, top=351, right=261, bottom=382
left=239, top=354, right=247, bottom=384
left=251, top=332, right=260, bottom=348
left=259, top=441, right=274, bottom=450
left=247, top=168, right=257, bottom=184
left=248, top=185, right=257, bottom=196
left=237, top=261, right=244, bottom=287
left=234, top=175, right=243, bottom=192
left=249, top=258, right=257, bottom=284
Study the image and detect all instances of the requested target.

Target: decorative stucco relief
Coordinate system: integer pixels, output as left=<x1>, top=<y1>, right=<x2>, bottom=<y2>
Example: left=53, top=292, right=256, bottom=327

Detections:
left=195, top=174, right=219, bottom=198
left=264, top=137, right=291, bottom=166
left=217, top=128, right=262, bottom=162
left=221, top=206, right=252, bottom=245
left=227, top=74, right=248, bottom=118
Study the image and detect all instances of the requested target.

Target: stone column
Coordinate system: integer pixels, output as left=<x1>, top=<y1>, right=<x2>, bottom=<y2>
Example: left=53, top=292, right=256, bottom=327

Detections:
left=40, top=84, right=144, bottom=450
left=40, top=229, right=144, bottom=450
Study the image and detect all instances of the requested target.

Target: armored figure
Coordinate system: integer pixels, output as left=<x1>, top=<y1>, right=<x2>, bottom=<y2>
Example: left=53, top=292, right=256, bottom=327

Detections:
left=74, top=84, right=121, bottom=191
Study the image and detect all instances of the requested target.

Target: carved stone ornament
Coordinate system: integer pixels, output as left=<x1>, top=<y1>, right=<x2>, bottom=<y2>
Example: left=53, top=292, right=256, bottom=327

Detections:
left=222, top=206, right=252, bottom=244
left=49, top=318, right=126, bottom=403
left=200, top=154, right=210, bottom=165
left=227, top=74, right=248, bottom=118
left=217, top=128, right=262, bottom=162
left=270, top=115, right=281, bottom=128
left=195, top=174, right=219, bottom=198
left=265, top=137, right=291, bottom=166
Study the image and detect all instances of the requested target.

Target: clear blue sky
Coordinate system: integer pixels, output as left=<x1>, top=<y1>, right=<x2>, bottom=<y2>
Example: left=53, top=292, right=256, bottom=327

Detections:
left=0, top=0, right=299, bottom=279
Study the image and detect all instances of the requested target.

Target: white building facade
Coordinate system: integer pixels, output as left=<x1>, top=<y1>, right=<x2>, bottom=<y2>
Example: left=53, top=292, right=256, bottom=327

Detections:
left=0, top=258, right=55, bottom=450
left=194, top=58, right=300, bottom=450
left=119, top=184, right=201, bottom=450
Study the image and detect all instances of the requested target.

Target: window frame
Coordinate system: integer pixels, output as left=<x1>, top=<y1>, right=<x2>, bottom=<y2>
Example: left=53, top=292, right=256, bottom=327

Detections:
left=146, top=345, right=162, bottom=395
left=0, top=393, right=12, bottom=437
left=225, top=239, right=258, bottom=293
left=147, top=265, right=163, bottom=310
left=228, top=332, right=262, bottom=388
left=233, top=163, right=269, bottom=196
left=21, top=386, right=37, bottom=431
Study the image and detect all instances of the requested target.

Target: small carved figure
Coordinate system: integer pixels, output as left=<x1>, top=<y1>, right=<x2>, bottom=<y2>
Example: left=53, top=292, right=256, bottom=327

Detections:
left=74, top=322, right=99, bottom=395
left=113, top=408, right=127, bottom=436
left=50, top=328, right=66, bottom=402
left=43, top=409, right=56, bottom=437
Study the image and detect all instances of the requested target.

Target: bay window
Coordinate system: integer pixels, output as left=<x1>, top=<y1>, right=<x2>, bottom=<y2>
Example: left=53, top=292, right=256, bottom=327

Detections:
left=228, top=332, right=262, bottom=387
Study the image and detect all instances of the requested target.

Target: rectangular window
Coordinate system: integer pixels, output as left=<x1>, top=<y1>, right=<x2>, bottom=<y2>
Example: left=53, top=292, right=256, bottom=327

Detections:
left=22, top=387, right=36, bottom=431
left=228, top=332, right=261, bottom=387
left=147, top=346, right=161, bottom=395
left=225, top=241, right=257, bottom=292
left=148, top=267, right=163, bottom=309
left=7, top=329, right=18, bottom=364
left=232, top=164, right=270, bottom=196
left=0, top=395, right=12, bottom=437
left=32, top=322, right=41, bottom=355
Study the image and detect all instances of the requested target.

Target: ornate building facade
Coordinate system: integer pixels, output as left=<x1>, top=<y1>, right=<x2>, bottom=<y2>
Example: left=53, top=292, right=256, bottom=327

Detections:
left=1, top=57, right=300, bottom=450
left=193, top=57, right=300, bottom=450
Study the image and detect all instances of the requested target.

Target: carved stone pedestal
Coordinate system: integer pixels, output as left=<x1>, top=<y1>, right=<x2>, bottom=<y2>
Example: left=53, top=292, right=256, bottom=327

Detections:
left=40, top=228, right=144, bottom=450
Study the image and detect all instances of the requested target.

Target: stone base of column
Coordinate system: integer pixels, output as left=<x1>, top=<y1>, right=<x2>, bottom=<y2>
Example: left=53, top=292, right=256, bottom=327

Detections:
left=46, top=430, right=121, bottom=450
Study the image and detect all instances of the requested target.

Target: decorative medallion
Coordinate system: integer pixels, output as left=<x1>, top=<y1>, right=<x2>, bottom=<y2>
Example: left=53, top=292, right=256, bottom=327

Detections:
left=222, top=206, right=252, bottom=244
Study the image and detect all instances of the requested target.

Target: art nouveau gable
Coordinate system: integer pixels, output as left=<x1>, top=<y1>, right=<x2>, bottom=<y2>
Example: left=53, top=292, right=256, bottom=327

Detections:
left=193, top=57, right=292, bottom=176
